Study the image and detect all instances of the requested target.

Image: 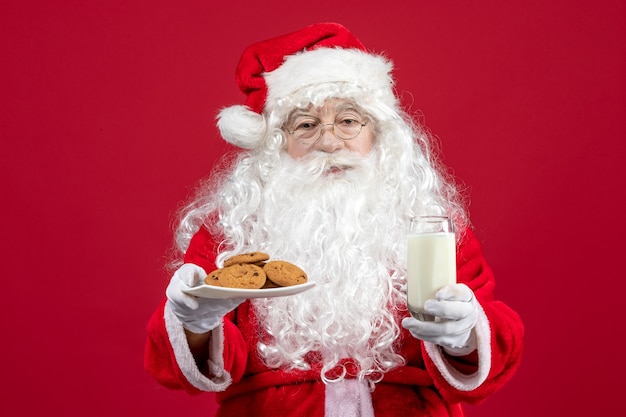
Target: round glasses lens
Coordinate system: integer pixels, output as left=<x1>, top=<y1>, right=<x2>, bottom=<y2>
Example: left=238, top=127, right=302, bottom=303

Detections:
left=288, top=118, right=365, bottom=144
left=334, top=120, right=363, bottom=140
left=292, top=121, right=319, bottom=142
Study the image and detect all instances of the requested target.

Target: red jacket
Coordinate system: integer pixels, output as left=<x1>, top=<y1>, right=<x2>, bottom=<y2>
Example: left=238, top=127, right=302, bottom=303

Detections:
left=145, top=226, right=524, bottom=416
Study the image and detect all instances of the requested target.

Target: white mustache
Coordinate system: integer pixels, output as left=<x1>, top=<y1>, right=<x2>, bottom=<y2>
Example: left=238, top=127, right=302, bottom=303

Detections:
left=297, top=151, right=367, bottom=175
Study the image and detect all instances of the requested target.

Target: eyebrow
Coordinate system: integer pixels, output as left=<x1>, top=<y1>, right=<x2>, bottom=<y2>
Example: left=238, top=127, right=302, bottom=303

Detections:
left=289, top=103, right=363, bottom=120
left=289, top=110, right=315, bottom=120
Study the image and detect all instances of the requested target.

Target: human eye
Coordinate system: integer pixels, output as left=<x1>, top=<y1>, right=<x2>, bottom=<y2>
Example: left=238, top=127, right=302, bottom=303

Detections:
left=294, top=118, right=319, bottom=132
left=336, top=113, right=361, bottom=127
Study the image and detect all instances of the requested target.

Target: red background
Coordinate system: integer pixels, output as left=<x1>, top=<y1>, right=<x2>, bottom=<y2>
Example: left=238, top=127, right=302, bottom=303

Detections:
left=1, top=1, right=624, bottom=416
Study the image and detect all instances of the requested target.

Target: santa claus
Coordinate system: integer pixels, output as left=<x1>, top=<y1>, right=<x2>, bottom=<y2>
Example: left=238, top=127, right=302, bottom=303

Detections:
left=144, top=22, right=524, bottom=417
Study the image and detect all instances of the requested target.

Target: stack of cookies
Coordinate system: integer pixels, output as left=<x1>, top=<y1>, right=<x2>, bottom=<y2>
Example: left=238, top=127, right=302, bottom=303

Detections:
left=204, top=252, right=308, bottom=289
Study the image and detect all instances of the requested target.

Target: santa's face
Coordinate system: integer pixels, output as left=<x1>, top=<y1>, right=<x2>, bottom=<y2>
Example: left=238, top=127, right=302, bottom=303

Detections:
left=283, top=99, right=375, bottom=159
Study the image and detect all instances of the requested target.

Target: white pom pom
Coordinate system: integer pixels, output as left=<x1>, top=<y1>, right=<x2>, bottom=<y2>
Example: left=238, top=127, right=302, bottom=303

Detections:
left=216, top=105, right=266, bottom=149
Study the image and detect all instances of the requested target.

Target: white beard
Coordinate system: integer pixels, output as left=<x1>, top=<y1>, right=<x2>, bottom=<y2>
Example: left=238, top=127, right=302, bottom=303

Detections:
left=249, top=150, right=409, bottom=383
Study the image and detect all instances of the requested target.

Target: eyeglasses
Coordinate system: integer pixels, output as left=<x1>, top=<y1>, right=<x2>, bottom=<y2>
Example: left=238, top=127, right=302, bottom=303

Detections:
left=285, top=117, right=368, bottom=145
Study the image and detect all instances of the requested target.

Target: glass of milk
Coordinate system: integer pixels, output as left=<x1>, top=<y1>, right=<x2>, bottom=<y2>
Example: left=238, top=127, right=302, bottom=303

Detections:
left=407, top=216, right=456, bottom=321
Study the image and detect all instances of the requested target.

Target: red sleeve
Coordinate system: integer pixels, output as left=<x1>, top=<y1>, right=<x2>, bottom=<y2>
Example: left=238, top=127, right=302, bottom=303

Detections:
left=144, top=227, right=249, bottom=392
left=143, top=299, right=204, bottom=394
left=425, top=228, right=525, bottom=403
left=143, top=225, right=218, bottom=393
left=143, top=300, right=251, bottom=394
left=182, top=225, right=254, bottom=383
left=183, top=225, right=219, bottom=273
left=221, top=310, right=250, bottom=383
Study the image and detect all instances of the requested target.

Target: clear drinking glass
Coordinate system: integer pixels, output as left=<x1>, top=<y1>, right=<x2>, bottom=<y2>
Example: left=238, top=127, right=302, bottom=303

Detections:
left=407, top=216, right=457, bottom=321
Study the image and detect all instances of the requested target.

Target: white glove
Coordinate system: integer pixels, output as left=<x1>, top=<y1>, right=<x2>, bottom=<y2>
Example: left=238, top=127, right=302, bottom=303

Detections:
left=402, top=283, right=479, bottom=356
left=166, top=263, right=244, bottom=334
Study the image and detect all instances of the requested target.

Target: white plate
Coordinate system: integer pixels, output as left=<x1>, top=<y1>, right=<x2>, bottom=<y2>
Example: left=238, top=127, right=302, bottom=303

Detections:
left=181, top=281, right=316, bottom=299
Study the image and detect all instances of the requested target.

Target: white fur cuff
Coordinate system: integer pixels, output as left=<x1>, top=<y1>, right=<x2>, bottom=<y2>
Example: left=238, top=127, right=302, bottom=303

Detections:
left=424, top=303, right=492, bottom=391
left=164, top=302, right=232, bottom=391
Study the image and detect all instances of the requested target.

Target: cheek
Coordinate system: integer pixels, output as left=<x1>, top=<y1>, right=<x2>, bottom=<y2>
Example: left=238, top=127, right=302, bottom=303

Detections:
left=346, top=132, right=374, bottom=155
left=286, top=142, right=308, bottom=159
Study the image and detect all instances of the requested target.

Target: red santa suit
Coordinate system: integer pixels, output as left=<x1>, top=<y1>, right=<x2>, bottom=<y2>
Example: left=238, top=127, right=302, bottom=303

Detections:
left=144, top=225, right=524, bottom=416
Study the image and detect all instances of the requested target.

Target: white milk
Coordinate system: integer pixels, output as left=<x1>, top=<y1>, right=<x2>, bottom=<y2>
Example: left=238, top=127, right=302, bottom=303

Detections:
left=407, top=232, right=456, bottom=320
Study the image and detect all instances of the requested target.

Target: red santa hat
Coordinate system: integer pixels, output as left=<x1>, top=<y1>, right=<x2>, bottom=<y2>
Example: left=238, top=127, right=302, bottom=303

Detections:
left=217, top=22, right=396, bottom=149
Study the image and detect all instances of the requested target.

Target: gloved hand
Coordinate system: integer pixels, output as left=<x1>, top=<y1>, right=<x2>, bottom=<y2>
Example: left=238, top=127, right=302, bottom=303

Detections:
left=402, top=283, right=479, bottom=356
left=166, top=263, right=244, bottom=334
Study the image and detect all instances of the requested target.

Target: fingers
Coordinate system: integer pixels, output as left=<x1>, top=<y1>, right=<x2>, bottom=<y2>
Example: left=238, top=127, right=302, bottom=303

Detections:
left=435, top=283, right=473, bottom=302
left=402, top=316, right=475, bottom=350
left=176, top=264, right=208, bottom=286
left=165, top=263, right=209, bottom=312
left=166, top=281, right=200, bottom=310
left=402, top=284, right=479, bottom=350
left=425, top=284, right=476, bottom=320
left=424, top=298, right=475, bottom=321
left=165, top=264, right=245, bottom=334
left=402, top=316, right=471, bottom=339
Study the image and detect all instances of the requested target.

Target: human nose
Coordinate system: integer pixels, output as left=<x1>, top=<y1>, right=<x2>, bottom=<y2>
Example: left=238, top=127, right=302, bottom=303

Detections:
left=314, top=123, right=344, bottom=153
left=319, top=123, right=335, bottom=137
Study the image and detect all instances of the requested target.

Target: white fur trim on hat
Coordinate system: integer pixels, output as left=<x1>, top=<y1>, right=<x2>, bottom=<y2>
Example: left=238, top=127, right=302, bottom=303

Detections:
left=217, top=48, right=394, bottom=150
left=264, top=48, right=395, bottom=112
left=217, top=105, right=267, bottom=149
